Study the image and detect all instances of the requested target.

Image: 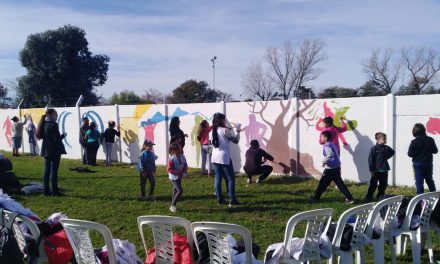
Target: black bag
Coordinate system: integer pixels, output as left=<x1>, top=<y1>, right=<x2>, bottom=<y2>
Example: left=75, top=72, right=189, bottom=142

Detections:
left=0, top=209, right=25, bottom=264
left=0, top=158, right=13, bottom=172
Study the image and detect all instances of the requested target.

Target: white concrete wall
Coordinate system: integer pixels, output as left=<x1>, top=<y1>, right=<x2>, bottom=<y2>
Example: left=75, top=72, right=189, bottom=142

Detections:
left=1, top=95, right=439, bottom=189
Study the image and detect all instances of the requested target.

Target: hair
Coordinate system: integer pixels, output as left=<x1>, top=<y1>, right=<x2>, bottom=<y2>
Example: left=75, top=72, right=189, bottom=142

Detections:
left=375, top=132, right=387, bottom=140
left=90, top=122, right=96, bottom=130
left=323, top=116, right=334, bottom=127
left=197, top=120, right=209, bottom=138
left=412, top=123, right=426, bottom=137
left=108, top=121, right=115, bottom=128
left=170, top=135, right=181, bottom=144
left=169, top=116, right=180, bottom=131
left=169, top=143, right=180, bottom=155
left=212, top=113, right=226, bottom=148
left=321, top=130, right=333, bottom=141
left=36, top=109, right=56, bottom=140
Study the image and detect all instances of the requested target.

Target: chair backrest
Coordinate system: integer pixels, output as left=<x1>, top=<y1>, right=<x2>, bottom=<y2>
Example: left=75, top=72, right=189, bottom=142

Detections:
left=137, top=215, right=193, bottom=264
left=364, top=195, right=404, bottom=240
left=191, top=221, right=253, bottom=264
left=332, top=203, right=375, bottom=250
left=282, top=208, right=333, bottom=262
left=2, top=210, right=47, bottom=262
left=401, top=191, right=440, bottom=232
left=60, top=219, right=117, bottom=264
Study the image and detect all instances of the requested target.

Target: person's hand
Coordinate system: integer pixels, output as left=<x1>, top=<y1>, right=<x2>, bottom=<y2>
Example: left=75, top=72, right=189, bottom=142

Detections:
left=184, top=134, right=188, bottom=138
left=63, top=132, right=68, bottom=137
left=183, top=172, right=188, bottom=179
left=322, top=163, right=325, bottom=168
left=340, top=116, right=346, bottom=121
left=141, top=171, right=148, bottom=177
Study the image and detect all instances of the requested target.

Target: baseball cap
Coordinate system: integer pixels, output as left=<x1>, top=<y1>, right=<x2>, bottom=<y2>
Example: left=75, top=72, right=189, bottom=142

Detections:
left=144, top=140, right=155, bottom=146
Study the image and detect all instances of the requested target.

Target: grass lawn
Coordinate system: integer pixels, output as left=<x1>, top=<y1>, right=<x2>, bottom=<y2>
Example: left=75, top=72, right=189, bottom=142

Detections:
left=1, top=151, right=439, bottom=263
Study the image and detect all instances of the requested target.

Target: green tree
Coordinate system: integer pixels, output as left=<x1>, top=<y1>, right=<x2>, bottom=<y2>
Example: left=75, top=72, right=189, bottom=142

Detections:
left=168, top=80, right=232, bottom=103
left=0, top=83, right=11, bottom=108
left=358, top=81, right=387, bottom=97
left=318, top=86, right=358, bottom=98
left=17, top=25, right=110, bottom=107
left=109, top=90, right=148, bottom=105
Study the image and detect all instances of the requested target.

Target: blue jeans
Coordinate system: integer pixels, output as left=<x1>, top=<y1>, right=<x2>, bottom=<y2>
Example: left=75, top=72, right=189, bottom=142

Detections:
left=44, top=155, right=61, bottom=193
left=213, top=161, right=236, bottom=202
left=414, top=162, right=436, bottom=194
left=201, top=145, right=212, bottom=174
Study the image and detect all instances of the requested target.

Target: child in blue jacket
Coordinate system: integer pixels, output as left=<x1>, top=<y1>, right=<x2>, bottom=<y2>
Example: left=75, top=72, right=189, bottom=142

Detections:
left=137, top=140, right=157, bottom=201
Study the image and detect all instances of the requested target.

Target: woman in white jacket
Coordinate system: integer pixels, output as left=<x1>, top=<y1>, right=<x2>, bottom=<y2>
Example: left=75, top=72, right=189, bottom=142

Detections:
left=211, top=113, right=241, bottom=206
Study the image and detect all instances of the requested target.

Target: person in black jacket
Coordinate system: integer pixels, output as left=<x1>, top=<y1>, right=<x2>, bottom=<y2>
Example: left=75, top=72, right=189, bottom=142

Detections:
left=365, top=132, right=395, bottom=201
left=36, top=109, right=67, bottom=196
left=408, top=123, right=438, bottom=194
left=79, top=117, right=89, bottom=164
left=103, top=121, right=120, bottom=166
left=169, top=116, right=187, bottom=148
left=243, top=139, right=274, bottom=184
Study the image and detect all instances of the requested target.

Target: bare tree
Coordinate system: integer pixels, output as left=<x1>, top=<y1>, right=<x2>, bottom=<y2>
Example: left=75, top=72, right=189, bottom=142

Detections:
left=242, top=62, right=276, bottom=101
left=142, top=88, right=167, bottom=104
left=242, top=39, right=326, bottom=100
left=362, top=49, right=402, bottom=94
left=401, top=47, right=440, bottom=94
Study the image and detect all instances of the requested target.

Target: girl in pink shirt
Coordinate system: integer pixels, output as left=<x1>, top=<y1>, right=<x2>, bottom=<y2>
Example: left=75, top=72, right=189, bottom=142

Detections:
left=318, top=116, right=347, bottom=154
left=197, top=120, right=213, bottom=175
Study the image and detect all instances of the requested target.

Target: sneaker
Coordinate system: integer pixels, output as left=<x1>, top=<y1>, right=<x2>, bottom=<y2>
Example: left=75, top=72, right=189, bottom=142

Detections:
left=229, top=200, right=240, bottom=207
left=218, top=199, right=226, bottom=205
left=52, top=191, right=65, bottom=197
left=169, top=205, right=177, bottom=212
left=256, top=179, right=264, bottom=184
left=44, top=191, right=53, bottom=196
left=345, top=199, right=355, bottom=204
left=138, top=195, right=147, bottom=201
left=309, top=195, right=318, bottom=202
left=148, top=195, right=156, bottom=201
left=246, top=179, right=252, bottom=185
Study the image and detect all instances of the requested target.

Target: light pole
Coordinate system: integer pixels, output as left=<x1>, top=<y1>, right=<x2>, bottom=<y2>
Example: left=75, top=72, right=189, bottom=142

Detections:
left=211, top=56, right=217, bottom=90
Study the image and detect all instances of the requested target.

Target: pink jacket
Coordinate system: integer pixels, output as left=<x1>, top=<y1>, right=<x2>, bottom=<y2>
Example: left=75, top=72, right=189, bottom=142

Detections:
left=319, top=123, right=347, bottom=153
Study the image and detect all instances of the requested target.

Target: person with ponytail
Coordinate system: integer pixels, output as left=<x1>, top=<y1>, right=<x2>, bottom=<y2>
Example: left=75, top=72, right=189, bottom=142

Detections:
left=37, top=109, right=67, bottom=196
left=197, top=119, right=213, bottom=175
left=211, top=112, right=241, bottom=206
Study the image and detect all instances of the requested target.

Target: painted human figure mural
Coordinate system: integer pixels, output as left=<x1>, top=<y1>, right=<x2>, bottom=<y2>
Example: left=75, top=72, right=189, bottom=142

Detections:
left=242, top=114, right=268, bottom=150
left=3, top=117, right=12, bottom=147
left=143, top=120, right=157, bottom=143
left=191, top=115, right=204, bottom=166
left=427, top=117, right=440, bottom=135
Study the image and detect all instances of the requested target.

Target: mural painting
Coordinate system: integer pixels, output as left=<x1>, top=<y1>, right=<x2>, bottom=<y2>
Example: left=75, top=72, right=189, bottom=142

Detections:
left=3, top=116, right=12, bottom=147
left=190, top=115, right=203, bottom=166
left=248, top=100, right=321, bottom=176
left=427, top=117, right=440, bottom=135
left=242, top=114, right=268, bottom=149
left=58, top=111, right=74, bottom=148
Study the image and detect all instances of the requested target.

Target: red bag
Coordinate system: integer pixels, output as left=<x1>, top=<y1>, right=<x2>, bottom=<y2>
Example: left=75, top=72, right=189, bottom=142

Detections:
left=43, top=230, right=74, bottom=264
left=145, top=234, right=193, bottom=264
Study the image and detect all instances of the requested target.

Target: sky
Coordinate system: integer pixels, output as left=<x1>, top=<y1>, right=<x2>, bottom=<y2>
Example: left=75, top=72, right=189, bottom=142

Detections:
left=1, top=0, right=440, bottom=101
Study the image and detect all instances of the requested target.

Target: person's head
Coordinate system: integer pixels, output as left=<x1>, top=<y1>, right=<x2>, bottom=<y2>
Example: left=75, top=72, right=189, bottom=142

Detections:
left=323, top=116, right=334, bottom=128
left=197, top=120, right=209, bottom=137
left=36, top=108, right=58, bottom=140
left=250, top=139, right=260, bottom=149
left=82, top=117, right=89, bottom=126
left=11, top=116, right=19, bottom=123
left=90, top=122, right=96, bottom=130
left=170, top=116, right=180, bottom=129
left=142, top=140, right=155, bottom=151
left=108, top=121, right=116, bottom=128
left=412, top=123, right=426, bottom=137
left=212, top=113, right=226, bottom=148
left=169, top=143, right=180, bottom=156
left=320, top=131, right=333, bottom=143
left=375, top=132, right=387, bottom=145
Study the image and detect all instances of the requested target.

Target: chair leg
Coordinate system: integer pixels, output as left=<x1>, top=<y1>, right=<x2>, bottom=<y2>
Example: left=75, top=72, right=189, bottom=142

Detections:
left=388, top=238, right=397, bottom=264
left=340, top=251, right=353, bottom=264
left=372, top=239, right=384, bottom=264
left=411, top=230, right=421, bottom=264
left=356, top=248, right=366, bottom=264
left=426, top=231, right=434, bottom=264
left=395, top=235, right=402, bottom=255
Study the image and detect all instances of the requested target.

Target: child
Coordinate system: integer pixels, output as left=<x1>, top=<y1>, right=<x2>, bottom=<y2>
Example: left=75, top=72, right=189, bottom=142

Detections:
left=310, top=131, right=354, bottom=204
left=318, top=116, right=347, bottom=154
left=11, top=115, right=28, bottom=157
left=243, top=139, right=274, bottom=184
left=366, top=132, right=395, bottom=201
left=167, top=143, right=188, bottom=212
left=408, top=123, right=438, bottom=194
left=137, top=140, right=157, bottom=201
left=103, top=121, right=120, bottom=166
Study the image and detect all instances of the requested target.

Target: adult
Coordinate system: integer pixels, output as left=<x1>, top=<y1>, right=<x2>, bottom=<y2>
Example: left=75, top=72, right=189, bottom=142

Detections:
left=169, top=116, right=188, bottom=148
left=26, top=116, right=37, bottom=155
left=36, top=109, right=66, bottom=196
left=85, top=122, right=101, bottom=166
left=211, top=113, right=241, bottom=206
left=79, top=117, right=90, bottom=164
left=318, top=116, right=347, bottom=154
left=243, top=139, right=274, bottom=184
left=11, top=115, right=28, bottom=157
left=408, top=123, right=438, bottom=194
left=197, top=119, right=213, bottom=175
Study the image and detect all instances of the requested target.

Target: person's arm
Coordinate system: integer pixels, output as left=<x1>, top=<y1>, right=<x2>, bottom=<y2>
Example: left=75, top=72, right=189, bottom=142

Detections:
left=322, top=145, right=334, bottom=165
left=225, top=127, right=240, bottom=144
left=336, top=118, right=347, bottom=133
left=407, top=140, right=415, bottom=157
left=167, top=158, right=179, bottom=175
left=21, top=115, right=28, bottom=126
left=368, top=147, right=376, bottom=172
left=431, top=138, right=438, bottom=154
left=262, top=149, right=274, bottom=161
left=115, top=128, right=120, bottom=137
left=386, top=145, right=395, bottom=159
left=53, top=123, right=65, bottom=144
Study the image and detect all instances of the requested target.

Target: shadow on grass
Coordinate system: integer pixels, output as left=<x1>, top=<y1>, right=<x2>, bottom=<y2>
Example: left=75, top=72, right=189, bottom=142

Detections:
left=266, top=176, right=314, bottom=185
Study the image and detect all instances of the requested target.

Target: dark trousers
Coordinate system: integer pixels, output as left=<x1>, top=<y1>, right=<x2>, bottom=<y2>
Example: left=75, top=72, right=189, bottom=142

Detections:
left=86, top=141, right=99, bottom=165
left=43, top=155, right=61, bottom=193
left=245, top=165, right=273, bottom=181
left=414, top=162, right=436, bottom=194
left=140, top=171, right=155, bottom=197
left=366, top=171, right=388, bottom=200
left=313, top=167, right=353, bottom=200
left=81, top=144, right=88, bottom=164
left=171, top=179, right=183, bottom=206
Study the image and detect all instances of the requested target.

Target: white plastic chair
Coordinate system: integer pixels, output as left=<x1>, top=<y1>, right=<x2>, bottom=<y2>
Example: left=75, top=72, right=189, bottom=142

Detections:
left=363, top=195, right=404, bottom=264
left=396, top=191, right=440, bottom=264
left=277, top=208, right=333, bottom=264
left=192, top=221, right=253, bottom=264
left=137, top=215, right=193, bottom=264
left=2, top=210, right=48, bottom=263
left=329, top=203, right=374, bottom=264
left=60, top=219, right=117, bottom=264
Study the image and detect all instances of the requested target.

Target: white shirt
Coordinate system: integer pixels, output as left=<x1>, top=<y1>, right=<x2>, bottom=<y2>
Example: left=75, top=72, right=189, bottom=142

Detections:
left=211, top=127, right=240, bottom=165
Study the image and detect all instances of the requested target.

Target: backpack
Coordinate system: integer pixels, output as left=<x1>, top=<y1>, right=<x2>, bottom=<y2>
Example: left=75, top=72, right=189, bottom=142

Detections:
left=0, top=209, right=25, bottom=264
left=137, top=151, right=148, bottom=173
